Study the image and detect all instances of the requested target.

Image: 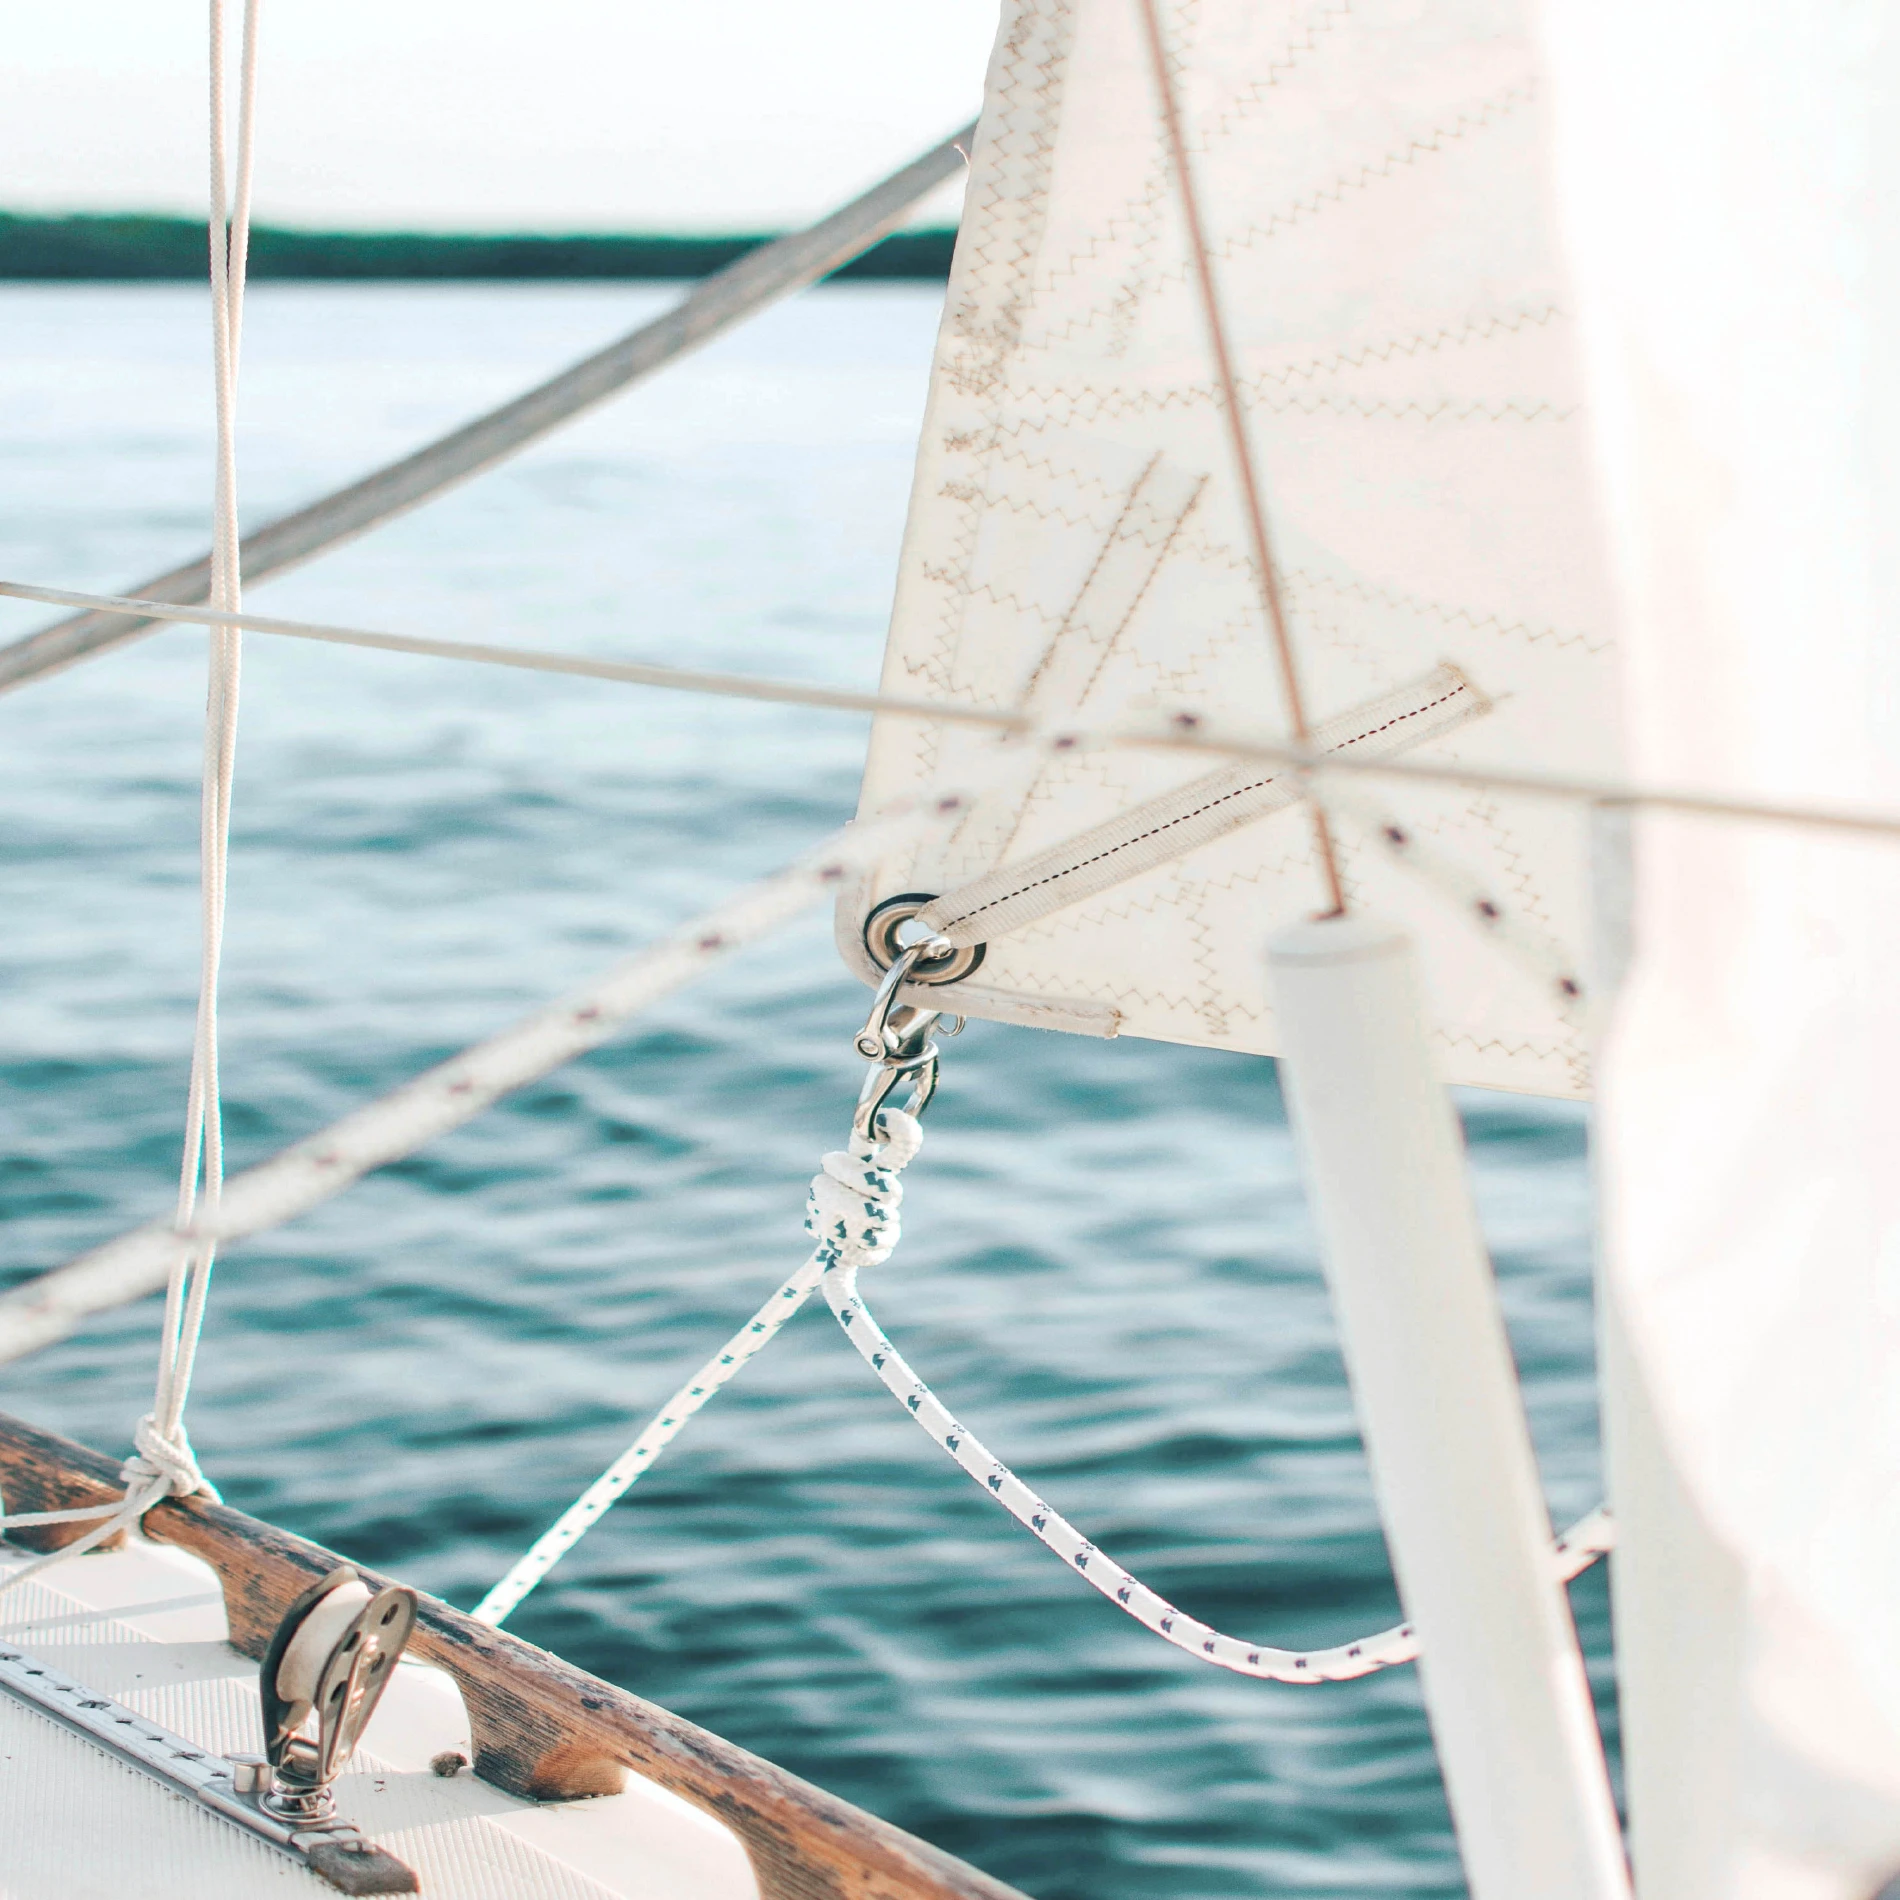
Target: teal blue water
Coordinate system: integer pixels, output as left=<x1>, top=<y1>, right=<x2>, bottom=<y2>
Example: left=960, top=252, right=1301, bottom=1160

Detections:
left=0, top=283, right=1613, bottom=1898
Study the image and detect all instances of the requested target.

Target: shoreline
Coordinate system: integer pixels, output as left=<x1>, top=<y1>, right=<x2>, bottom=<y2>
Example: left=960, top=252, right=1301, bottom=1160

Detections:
left=0, top=213, right=956, bottom=283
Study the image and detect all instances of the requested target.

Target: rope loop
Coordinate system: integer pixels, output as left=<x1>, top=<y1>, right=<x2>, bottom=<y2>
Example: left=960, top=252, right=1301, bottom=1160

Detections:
left=805, top=1108, right=923, bottom=1269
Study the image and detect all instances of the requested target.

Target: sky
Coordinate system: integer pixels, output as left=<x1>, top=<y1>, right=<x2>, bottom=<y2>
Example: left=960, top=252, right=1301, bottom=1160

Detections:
left=4, top=2, right=997, bottom=232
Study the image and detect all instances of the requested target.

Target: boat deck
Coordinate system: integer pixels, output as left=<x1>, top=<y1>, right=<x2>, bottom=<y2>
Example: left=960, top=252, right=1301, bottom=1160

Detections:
left=0, top=1539, right=758, bottom=1900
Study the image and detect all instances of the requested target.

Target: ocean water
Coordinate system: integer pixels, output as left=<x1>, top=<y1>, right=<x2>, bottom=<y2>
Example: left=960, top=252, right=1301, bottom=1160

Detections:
left=0, top=283, right=1612, bottom=1898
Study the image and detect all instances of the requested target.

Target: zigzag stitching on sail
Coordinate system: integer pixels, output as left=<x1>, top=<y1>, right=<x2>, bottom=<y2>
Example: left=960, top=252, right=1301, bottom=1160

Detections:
left=935, top=456, right=1208, bottom=874
left=1283, top=569, right=1608, bottom=655
left=1120, top=607, right=1247, bottom=699
left=988, top=376, right=1575, bottom=433
left=1434, top=1031, right=1574, bottom=1062
left=916, top=577, right=1061, bottom=636
left=940, top=438, right=1131, bottom=509
left=1027, top=75, right=1542, bottom=359
left=1463, top=793, right=1551, bottom=923
left=1196, top=0, right=1356, bottom=147
left=1013, top=303, right=1566, bottom=421
left=1258, top=394, right=1574, bottom=422
left=1026, top=0, right=1354, bottom=349
left=1100, top=148, right=1170, bottom=361
left=937, top=481, right=1103, bottom=535
left=1249, top=305, right=1564, bottom=387
left=1216, top=81, right=1538, bottom=261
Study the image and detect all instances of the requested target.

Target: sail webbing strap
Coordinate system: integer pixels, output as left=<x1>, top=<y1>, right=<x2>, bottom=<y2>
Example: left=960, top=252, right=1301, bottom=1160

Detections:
left=470, top=1116, right=926, bottom=1627
left=1014, top=458, right=1208, bottom=721
left=917, top=664, right=1488, bottom=949
left=929, top=459, right=1210, bottom=877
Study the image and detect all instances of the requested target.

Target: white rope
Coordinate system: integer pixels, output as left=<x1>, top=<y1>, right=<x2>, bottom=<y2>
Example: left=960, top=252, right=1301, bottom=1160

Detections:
left=473, top=1099, right=1610, bottom=1675
left=0, top=579, right=1009, bottom=731
left=471, top=1113, right=925, bottom=1626
left=0, top=1415, right=220, bottom=1592
left=826, top=1230, right=1611, bottom=1682
left=146, top=0, right=264, bottom=1508
left=0, top=0, right=261, bottom=1574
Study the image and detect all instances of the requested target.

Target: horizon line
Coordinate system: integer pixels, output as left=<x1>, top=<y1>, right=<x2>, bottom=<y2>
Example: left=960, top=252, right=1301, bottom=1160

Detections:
left=0, top=210, right=960, bottom=282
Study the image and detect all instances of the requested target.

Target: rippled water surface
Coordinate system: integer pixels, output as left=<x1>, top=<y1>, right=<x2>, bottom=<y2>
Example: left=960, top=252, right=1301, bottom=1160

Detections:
left=0, top=283, right=1612, bottom=1897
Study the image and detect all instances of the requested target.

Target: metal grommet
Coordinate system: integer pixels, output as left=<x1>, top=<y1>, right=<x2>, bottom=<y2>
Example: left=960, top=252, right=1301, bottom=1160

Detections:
left=861, top=893, right=986, bottom=986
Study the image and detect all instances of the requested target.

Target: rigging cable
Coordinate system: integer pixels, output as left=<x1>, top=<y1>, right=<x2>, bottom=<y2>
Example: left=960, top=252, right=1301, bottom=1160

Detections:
left=4, top=578, right=1899, bottom=844
left=0, top=122, right=978, bottom=697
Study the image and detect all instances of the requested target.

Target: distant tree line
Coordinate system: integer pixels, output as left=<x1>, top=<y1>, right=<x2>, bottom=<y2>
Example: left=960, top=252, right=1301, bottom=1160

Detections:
left=0, top=213, right=958, bottom=281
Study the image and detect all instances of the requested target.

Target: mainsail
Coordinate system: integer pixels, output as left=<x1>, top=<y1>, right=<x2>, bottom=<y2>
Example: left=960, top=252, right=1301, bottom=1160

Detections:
left=1545, top=0, right=1900, bottom=1887
left=846, top=0, right=1620, bottom=1099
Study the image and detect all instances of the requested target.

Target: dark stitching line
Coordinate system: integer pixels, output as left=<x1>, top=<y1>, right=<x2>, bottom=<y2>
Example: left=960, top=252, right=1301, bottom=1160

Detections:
left=1330, top=683, right=1469, bottom=749
left=936, top=683, right=1472, bottom=929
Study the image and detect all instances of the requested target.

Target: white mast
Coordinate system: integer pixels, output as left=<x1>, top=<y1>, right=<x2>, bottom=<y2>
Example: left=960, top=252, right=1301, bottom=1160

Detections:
left=1270, top=914, right=1626, bottom=1900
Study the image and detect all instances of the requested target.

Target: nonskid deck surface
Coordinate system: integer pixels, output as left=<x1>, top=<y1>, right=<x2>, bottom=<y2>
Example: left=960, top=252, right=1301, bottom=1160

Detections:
left=0, top=1540, right=757, bottom=1900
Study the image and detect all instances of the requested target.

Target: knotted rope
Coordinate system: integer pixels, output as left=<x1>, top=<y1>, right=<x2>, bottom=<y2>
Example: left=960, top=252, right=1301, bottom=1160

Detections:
left=470, top=1110, right=925, bottom=1625
left=124, top=1410, right=220, bottom=1503
left=0, top=1409, right=222, bottom=1589
left=0, top=0, right=258, bottom=1589
left=805, top=1112, right=923, bottom=1267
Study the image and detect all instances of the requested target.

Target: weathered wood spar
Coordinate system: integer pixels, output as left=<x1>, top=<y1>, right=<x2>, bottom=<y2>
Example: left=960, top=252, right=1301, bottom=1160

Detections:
left=0, top=1408, right=1025, bottom=1900
left=0, top=123, right=976, bottom=696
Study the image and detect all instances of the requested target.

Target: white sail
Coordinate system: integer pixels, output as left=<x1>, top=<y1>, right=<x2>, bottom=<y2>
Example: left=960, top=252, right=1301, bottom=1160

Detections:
left=847, top=0, right=1621, bottom=1099
left=1543, top=0, right=1900, bottom=1889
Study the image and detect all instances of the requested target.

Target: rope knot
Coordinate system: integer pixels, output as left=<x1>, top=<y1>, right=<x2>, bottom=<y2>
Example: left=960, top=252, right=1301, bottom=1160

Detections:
left=805, top=1109, right=923, bottom=1269
left=121, top=1413, right=218, bottom=1503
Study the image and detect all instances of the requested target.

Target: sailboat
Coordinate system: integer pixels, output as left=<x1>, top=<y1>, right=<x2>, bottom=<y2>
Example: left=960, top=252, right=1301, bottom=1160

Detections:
left=3, top=0, right=1897, bottom=1895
